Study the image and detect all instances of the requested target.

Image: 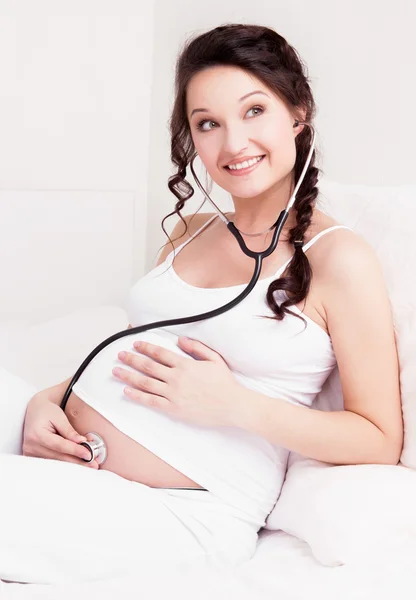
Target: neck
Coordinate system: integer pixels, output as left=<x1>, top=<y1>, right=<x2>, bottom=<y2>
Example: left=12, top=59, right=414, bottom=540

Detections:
left=229, top=174, right=297, bottom=235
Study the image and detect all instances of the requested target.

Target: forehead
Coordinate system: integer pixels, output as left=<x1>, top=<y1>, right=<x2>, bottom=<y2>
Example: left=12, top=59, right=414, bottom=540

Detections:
left=186, top=65, right=270, bottom=107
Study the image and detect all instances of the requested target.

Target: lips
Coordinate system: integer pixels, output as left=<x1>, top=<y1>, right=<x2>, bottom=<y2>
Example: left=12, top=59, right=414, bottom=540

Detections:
left=224, top=155, right=265, bottom=176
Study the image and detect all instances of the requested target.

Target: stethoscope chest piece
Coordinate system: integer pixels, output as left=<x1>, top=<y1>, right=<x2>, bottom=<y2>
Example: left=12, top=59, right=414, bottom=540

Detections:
left=80, top=432, right=108, bottom=466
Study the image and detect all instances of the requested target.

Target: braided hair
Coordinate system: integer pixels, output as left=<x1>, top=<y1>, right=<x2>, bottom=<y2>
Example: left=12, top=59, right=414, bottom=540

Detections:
left=163, top=24, right=321, bottom=324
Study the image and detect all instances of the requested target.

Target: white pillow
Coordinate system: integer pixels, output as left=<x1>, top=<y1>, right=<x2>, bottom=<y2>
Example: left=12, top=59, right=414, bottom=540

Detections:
left=265, top=460, right=416, bottom=566
left=0, top=305, right=129, bottom=391
left=0, top=366, right=38, bottom=454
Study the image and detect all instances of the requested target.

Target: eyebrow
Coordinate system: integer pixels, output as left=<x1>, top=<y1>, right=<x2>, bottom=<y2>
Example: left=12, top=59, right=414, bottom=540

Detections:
left=189, top=90, right=270, bottom=118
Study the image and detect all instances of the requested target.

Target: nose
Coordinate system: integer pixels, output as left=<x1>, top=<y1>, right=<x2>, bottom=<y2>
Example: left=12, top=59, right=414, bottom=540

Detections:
left=221, top=123, right=249, bottom=158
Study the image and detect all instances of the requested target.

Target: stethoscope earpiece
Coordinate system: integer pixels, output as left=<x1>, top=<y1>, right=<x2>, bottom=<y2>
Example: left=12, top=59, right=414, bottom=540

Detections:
left=293, top=120, right=299, bottom=128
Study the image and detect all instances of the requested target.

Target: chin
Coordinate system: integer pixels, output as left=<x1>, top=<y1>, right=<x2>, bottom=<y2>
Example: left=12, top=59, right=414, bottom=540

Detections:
left=227, top=182, right=274, bottom=200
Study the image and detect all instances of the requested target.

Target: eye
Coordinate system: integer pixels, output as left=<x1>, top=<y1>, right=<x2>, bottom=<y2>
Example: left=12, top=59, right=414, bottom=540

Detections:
left=195, top=105, right=264, bottom=133
left=246, top=105, right=264, bottom=118
left=196, top=119, right=218, bottom=132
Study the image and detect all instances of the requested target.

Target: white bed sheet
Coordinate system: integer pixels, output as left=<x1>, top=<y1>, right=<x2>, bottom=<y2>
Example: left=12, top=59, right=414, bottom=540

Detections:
left=2, top=528, right=416, bottom=599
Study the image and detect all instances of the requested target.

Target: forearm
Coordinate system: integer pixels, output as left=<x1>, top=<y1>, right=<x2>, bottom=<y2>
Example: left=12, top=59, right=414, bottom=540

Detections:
left=32, top=377, right=73, bottom=406
left=232, top=387, right=401, bottom=465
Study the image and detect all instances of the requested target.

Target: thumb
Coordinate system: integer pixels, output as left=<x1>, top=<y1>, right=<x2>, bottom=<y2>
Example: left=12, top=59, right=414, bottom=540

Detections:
left=53, top=410, right=87, bottom=443
left=177, top=337, right=224, bottom=363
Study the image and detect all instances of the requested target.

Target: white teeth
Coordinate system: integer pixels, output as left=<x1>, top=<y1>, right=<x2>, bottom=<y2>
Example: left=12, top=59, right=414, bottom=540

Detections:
left=227, top=156, right=263, bottom=171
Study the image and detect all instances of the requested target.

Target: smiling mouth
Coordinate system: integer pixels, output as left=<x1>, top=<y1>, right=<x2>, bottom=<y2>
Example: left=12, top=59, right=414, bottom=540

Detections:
left=224, top=155, right=266, bottom=175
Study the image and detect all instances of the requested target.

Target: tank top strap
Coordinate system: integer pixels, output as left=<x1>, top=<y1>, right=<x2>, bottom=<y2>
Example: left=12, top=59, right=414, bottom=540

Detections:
left=164, top=213, right=219, bottom=262
left=270, top=224, right=354, bottom=279
left=302, top=225, right=353, bottom=252
left=164, top=218, right=352, bottom=269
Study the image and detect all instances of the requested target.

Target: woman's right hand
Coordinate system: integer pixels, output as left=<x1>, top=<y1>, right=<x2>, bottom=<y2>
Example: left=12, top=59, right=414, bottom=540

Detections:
left=22, top=395, right=99, bottom=468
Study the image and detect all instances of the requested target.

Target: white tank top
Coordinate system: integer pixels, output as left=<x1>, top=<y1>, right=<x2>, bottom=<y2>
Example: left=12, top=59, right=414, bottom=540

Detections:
left=73, top=215, right=352, bottom=527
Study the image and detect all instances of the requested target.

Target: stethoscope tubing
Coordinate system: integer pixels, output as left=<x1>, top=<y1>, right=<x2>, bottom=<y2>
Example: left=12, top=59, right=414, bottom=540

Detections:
left=59, top=211, right=286, bottom=411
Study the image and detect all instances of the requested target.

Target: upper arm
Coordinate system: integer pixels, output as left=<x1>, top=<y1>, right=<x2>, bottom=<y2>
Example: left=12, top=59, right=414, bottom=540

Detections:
left=319, top=230, right=403, bottom=458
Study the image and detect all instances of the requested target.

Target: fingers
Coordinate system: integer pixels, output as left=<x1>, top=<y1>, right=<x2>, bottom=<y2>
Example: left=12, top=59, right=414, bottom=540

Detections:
left=115, top=345, right=174, bottom=392
left=23, top=442, right=99, bottom=469
left=38, top=431, right=95, bottom=462
left=45, top=451, right=100, bottom=469
left=53, top=418, right=87, bottom=445
left=118, top=350, right=172, bottom=382
left=124, top=387, right=172, bottom=412
left=24, top=429, right=94, bottom=462
left=177, top=336, right=225, bottom=363
left=113, top=365, right=168, bottom=398
left=132, top=341, right=182, bottom=368
left=38, top=409, right=91, bottom=460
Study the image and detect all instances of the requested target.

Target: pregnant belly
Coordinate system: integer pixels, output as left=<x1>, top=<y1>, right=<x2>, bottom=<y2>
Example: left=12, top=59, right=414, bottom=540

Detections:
left=64, top=391, right=204, bottom=489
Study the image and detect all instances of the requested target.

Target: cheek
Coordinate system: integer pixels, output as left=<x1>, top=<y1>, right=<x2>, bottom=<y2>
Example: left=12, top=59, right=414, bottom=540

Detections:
left=193, top=135, right=218, bottom=169
left=266, top=132, right=297, bottom=173
left=193, top=136, right=225, bottom=185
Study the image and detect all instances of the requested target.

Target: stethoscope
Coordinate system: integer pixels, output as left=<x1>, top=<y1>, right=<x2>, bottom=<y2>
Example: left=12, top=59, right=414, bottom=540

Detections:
left=61, top=121, right=316, bottom=465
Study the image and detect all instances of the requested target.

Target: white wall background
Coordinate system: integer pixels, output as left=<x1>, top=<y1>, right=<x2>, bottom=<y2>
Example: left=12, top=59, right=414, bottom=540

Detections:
left=146, top=0, right=415, bottom=270
left=0, top=0, right=154, bottom=324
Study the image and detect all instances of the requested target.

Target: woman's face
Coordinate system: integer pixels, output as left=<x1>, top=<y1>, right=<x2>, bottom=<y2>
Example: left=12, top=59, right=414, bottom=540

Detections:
left=186, top=65, right=303, bottom=200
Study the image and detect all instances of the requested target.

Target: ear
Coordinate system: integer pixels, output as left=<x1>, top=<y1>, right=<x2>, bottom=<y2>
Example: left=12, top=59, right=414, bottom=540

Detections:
left=293, top=122, right=305, bottom=137
left=293, top=107, right=308, bottom=137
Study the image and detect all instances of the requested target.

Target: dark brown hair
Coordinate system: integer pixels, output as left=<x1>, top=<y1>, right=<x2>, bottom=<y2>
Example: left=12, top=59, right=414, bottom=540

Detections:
left=162, top=23, right=321, bottom=323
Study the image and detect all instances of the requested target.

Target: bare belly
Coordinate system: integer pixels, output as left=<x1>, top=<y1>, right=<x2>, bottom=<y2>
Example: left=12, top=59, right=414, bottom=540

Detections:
left=65, top=391, right=204, bottom=489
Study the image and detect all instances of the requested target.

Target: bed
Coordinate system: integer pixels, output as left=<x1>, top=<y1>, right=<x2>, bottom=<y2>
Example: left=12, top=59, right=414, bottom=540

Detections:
left=1, top=178, right=416, bottom=598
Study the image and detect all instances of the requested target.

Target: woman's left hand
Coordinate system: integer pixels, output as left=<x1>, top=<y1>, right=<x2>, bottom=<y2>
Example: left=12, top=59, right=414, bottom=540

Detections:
left=112, top=337, right=241, bottom=428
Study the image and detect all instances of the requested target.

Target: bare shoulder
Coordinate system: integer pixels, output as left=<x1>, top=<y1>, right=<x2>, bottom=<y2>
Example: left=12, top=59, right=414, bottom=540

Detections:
left=306, top=208, right=375, bottom=279
left=156, top=212, right=217, bottom=266
left=306, top=209, right=385, bottom=311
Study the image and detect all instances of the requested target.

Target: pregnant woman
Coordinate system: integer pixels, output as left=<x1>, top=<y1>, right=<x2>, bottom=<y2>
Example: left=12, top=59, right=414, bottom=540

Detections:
left=0, top=23, right=402, bottom=585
